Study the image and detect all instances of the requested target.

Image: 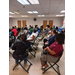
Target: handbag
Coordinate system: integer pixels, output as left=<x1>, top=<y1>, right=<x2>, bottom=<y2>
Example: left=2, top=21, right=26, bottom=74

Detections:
left=43, top=50, right=49, bottom=55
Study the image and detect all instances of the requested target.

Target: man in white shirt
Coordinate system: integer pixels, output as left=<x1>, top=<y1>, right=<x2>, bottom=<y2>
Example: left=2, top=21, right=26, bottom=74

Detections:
left=27, top=29, right=37, bottom=42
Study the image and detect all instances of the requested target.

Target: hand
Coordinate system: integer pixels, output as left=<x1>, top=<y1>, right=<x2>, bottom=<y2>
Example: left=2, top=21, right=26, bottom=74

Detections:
left=44, top=47, right=49, bottom=51
left=44, top=48, right=46, bottom=51
left=45, top=42, right=49, bottom=45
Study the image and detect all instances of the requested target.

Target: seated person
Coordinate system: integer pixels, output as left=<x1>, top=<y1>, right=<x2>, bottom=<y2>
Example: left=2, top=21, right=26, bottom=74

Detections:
left=39, top=25, right=50, bottom=41
left=23, top=26, right=28, bottom=34
left=28, top=25, right=33, bottom=35
left=12, top=34, right=30, bottom=65
left=9, top=29, right=12, bottom=38
left=43, top=28, right=53, bottom=40
left=40, top=33, right=65, bottom=69
left=43, top=29, right=58, bottom=49
left=27, top=29, right=37, bottom=42
left=52, top=25, right=55, bottom=29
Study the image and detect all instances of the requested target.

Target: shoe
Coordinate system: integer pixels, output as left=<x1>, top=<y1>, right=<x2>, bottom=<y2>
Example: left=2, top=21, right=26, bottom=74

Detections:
left=24, top=61, right=27, bottom=64
left=41, top=64, right=48, bottom=70
left=39, top=39, right=42, bottom=41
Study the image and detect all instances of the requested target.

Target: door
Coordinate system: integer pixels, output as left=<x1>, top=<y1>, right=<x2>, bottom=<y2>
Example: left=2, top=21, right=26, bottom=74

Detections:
left=23, top=20, right=26, bottom=29
left=49, top=20, right=53, bottom=29
left=17, top=20, right=21, bottom=28
left=43, top=20, right=47, bottom=29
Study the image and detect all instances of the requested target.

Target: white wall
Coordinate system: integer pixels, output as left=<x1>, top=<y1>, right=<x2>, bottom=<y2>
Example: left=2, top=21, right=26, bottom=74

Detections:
left=9, top=17, right=63, bottom=28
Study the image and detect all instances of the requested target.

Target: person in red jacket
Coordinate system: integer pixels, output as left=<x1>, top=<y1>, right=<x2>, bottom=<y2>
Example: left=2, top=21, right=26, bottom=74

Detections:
left=12, top=27, right=18, bottom=36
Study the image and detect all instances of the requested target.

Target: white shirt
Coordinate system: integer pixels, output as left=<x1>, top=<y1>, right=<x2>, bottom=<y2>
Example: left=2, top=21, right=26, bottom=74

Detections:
left=27, top=33, right=37, bottom=41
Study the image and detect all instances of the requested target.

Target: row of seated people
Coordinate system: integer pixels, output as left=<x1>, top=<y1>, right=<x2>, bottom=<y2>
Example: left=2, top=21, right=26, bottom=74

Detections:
left=39, top=26, right=65, bottom=69
left=10, top=28, right=40, bottom=65
left=10, top=25, right=65, bottom=70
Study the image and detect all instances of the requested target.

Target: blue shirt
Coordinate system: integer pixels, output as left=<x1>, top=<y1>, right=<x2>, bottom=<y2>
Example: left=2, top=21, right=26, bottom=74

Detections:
left=58, top=27, right=65, bottom=33
left=48, top=35, right=56, bottom=45
left=53, top=27, right=55, bottom=29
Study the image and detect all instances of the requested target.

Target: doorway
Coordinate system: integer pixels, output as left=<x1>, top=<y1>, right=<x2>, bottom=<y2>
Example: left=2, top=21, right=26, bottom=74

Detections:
left=49, top=20, right=53, bottom=29
left=23, top=20, right=26, bottom=29
left=17, top=20, right=21, bottom=28
left=43, top=20, right=47, bottom=29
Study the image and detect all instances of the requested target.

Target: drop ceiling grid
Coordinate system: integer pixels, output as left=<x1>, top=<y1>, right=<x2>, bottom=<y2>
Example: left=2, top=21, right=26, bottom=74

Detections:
left=9, top=0, right=65, bottom=18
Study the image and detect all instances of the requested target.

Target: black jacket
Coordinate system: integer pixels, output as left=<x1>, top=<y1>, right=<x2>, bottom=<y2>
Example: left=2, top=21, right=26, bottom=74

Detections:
left=12, top=41, right=30, bottom=60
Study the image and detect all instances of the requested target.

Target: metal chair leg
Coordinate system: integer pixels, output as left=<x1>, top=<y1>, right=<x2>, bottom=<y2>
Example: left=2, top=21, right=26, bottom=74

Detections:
left=43, top=62, right=61, bottom=75
left=49, top=63, right=60, bottom=75
left=13, top=59, right=32, bottom=73
left=13, top=63, right=19, bottom=70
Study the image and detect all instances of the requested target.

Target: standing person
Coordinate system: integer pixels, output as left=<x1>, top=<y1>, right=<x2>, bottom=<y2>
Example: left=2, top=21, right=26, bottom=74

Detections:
left=40, top=33, right=65, bottom=69
left=12, top=34, right=30, bottom=65
left=12, top=26, right=18, bottom=36
left=12, top=26, right=18, bottom=41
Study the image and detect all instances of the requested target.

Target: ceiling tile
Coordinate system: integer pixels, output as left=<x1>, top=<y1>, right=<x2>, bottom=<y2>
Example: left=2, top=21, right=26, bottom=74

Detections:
left=39, top=0, right=51, bottom=4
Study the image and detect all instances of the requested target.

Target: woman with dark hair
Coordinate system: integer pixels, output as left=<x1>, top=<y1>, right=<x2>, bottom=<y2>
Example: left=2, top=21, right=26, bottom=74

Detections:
left=12, top=34, right=30, bottom=65
left=40, top=33, right=65, bottom=69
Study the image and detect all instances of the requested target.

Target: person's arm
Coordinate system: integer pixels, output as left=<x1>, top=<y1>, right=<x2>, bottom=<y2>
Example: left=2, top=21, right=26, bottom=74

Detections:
left=44, top=47, right=56, bottom=55
left=27, top=35, right=35, bottom=41
left=45, top=41, right=49, bottom=45
left=12, top=43, right=17, bottom=50
left=48, top=36, right=55, bottom=46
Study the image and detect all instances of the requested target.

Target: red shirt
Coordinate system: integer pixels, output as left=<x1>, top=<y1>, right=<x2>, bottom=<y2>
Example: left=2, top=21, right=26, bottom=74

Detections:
left=12, top=28, right=18, bottom=36
left=49, top=41, right=63, bottom=57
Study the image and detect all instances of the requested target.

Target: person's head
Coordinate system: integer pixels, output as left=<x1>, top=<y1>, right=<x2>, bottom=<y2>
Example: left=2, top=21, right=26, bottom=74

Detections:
left=25, top=25, right=27, bottom=27
left=33, top=29, right=37, bottom=33
left=12, top=27, right=15, bottom=29
left=55, top=33, right=65, bottom=44
left=56, top=26, right=58, bottom=30
left=9, top=29, right=12, bottom=32
left=46, top=25, right=50, bottom=28
left=35, top=25, right=37, bottom=28
left=53, top=25, right=55, bottom=27
left=20, top=34, right=27, bottom=42
left=31, top=25, right=33, bottom=28
left=52, top=29, right=58, bottom=35
left=50, top=27, right=52, bottom=30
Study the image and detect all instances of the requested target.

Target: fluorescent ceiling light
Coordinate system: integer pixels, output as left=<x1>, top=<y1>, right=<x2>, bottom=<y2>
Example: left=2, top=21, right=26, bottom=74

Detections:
left=38, top=15, right=45, bottom=17
left=14, top=12, right=19, bottom=14
left=60, top=15, right=64, bottom=16
left=9, top=12, right=15, bottom=14
left=28, top=0, right=39, bottom=4
left=17, top=0, right=30, bottom=5
left=33, top=11, right=38, bottom=13
left=38, top=15, right=41, bottom=17
left=9, top=16, right=13, bottom=17
left=56, top=15, right=60, bottom=16
left=21, top=15, right=28, bottom=17
left=60, top=10, right=65, bottom=13
left=27, top=11, right=33, bottom=14
left=56, top=15, right=64, bottom=17
left=42, top=15, right=45, bottom=17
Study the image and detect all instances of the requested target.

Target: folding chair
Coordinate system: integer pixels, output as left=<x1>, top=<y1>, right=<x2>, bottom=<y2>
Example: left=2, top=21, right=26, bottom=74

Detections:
left=43, top=50, right=64, bottom=75
left=12, top=50, right=32, bottom=73
left=28, top=44, right=36, bottom=57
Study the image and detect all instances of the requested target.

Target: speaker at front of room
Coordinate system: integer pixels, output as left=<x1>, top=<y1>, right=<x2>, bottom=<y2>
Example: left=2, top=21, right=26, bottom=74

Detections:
left=33, top=18, right=37, bottom=21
